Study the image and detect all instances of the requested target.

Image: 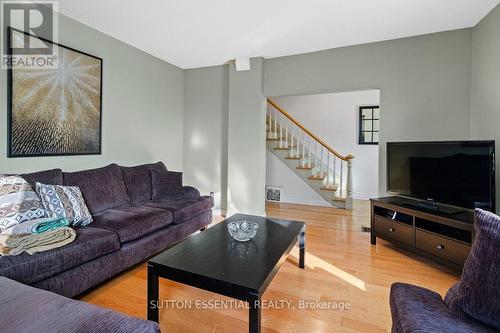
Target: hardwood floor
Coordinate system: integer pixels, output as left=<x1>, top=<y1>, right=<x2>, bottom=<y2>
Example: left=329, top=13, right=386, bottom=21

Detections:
left=79, top=201, right=460, bottom=332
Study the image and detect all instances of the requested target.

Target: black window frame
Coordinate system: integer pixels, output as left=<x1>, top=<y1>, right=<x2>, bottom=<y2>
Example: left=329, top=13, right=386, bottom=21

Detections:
left=358, top=105, right=379, bottom=145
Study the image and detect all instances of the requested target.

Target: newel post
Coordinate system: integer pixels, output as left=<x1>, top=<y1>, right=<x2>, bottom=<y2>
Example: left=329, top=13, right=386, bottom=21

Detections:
left=345, top=155, right=354, bottom=210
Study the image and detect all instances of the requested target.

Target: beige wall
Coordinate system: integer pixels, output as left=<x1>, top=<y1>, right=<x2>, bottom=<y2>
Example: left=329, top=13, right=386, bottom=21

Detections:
left=183, top=29, right=475, bottom=214
left=470, top=4, right=500, bottom=209
left=183, top=66, right=228, bottom=209
left=227, top=58, right=266, bottom=215
left=0, top=11, right=184, bottom=174
left=263, top=29, right=473, bottom=196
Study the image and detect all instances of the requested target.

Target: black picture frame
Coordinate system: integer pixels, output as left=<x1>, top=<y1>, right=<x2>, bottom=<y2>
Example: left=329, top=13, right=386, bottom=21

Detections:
left=7, top=26, right=103, bottom=158
left=358, top=105, right=379, bottom=145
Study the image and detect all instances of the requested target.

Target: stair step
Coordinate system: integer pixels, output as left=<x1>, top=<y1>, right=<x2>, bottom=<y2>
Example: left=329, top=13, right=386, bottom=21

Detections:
left=285, top=155, right=302, bottom=160
left=320, top=186, right=338, bottom=191
left=308, top=175, right=325, bottom=181
left=274, top=147, right=290, bottom=151
left=296, top=165, right=314, bottom=170
left=332, top=196, right=347, bottom=202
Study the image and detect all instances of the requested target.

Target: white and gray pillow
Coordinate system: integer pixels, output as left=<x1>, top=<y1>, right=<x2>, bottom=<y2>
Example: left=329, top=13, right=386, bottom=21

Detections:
left=0, top=176, right=45, bottom=232
left=36, top=182, right=93, bottom=227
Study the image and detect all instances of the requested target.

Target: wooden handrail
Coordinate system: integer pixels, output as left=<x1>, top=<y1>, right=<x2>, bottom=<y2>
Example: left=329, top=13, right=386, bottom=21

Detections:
left=267, top=98, right=354, bottom=161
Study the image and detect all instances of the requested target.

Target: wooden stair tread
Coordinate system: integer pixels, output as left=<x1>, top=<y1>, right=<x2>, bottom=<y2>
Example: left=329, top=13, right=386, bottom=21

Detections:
left=296, top=166, right=314, bottom=170
left=274, top=147, right=290, bottom=150
left=308, top=176, right=325, bottom=180
left=320, top=186, right=338, bottom=191
left=332, top=196, right=347, bottom=202
left=285, top=156, right=302, bottom=160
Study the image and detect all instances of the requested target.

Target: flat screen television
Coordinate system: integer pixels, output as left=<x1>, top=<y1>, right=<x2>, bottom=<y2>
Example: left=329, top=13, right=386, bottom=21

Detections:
left=387, top=141, right=495, bottom=213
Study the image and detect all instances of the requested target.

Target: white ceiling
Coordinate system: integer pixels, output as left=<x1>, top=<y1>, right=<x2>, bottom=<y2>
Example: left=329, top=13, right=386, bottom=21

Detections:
left=58, top=0, right=499, bottom=69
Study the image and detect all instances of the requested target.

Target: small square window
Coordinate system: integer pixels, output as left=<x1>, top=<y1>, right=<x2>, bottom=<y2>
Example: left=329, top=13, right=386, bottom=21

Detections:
left=361, top=108, right=372, bottom=119
left=359, top=106, right=379, bottom=145
left=362, top=121, right=372, bottom=131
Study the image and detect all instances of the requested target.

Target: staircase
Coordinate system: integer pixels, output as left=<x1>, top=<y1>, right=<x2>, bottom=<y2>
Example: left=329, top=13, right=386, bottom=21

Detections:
left=266, top=98, right=354, bottom=209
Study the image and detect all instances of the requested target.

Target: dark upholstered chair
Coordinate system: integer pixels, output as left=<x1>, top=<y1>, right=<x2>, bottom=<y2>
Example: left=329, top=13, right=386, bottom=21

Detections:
left=390, top=209, right=500, bottom=333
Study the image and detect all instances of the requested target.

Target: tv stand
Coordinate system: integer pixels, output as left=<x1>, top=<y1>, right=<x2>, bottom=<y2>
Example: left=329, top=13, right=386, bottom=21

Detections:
left=370, top=196, right=474, bottom=270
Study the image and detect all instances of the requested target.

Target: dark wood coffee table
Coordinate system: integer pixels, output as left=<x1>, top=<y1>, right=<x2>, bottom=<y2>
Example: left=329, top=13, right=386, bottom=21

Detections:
left=147, top=213, right=305, bottom=333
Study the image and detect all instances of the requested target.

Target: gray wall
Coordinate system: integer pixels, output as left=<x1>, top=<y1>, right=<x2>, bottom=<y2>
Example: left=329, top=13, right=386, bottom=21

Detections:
left=263, top=29, right=473, bottom=195
left=470, top=4, right=500, bottom=209
left=183, top=66, right=228, bottom=210
left=227, top=58, right=266, bottom=215
left=182, top=29, right=475, bottom=214
left=0, top=12, right=184, bottom=173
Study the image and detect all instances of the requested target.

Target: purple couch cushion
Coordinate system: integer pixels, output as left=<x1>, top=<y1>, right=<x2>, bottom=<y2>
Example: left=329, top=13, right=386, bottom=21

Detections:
left=63, top=164, right=130, bottom=214
left=151, top=169, right=183, bottom=200
left=143, top=196, right=213, bottom=224
left=444, top=209, right=500, bottom=330
left=92, top=205, right=173, bottom=243
left=182, top=186, right=201, bottom=199
left=120, top=162, right=167, bottom=204
left=20, top=168, right=63, bottom=189
left=34, top=210, right=213, bottom=298
left=0, top=277, right=159, bottom=333
left=390, top=282, right=495, bottom=333
left=0, top=226, right=120, bottom=285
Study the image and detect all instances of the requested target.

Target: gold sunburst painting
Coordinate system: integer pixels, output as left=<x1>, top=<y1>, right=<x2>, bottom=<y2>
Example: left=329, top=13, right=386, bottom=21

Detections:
left=8, top=28, right=102, bottom=157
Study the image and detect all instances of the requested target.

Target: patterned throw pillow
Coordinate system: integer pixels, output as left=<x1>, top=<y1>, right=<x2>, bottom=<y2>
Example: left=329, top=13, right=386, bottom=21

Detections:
left=0, top=176, right=45, bottom=232
left=36, top=183, right=93, bottom=227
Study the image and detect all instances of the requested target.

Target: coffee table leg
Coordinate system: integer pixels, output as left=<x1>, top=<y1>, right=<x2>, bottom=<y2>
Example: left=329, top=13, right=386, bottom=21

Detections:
left=249, top=297, right=261, bottom=333
left=147, top=264, right=159, bottom=323
left=299, top=226, right=305, bottom=269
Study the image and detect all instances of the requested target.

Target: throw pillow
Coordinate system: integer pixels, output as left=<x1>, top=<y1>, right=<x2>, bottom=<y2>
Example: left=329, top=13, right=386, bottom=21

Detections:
left=120, top=162, right=167, bottom=204
left=151, top=169, right=183, bottom=200
left=36, top=183, right=93, bottom=227
left=0, top=176, right=45, bottom=232
left=444, top=209, right=500, bottom=330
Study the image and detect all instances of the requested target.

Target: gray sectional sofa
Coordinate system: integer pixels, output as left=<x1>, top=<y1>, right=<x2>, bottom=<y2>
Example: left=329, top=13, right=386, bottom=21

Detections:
left=0, top=162, right=213, bottom=298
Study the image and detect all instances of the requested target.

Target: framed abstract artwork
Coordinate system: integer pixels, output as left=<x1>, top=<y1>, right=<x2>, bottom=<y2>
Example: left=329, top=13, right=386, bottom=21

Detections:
left=7, top=27, right=103, bottom=157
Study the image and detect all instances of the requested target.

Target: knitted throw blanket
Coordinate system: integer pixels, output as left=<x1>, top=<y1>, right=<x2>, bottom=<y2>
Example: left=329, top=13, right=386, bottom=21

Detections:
left=0, top=227, right=76, bottom=256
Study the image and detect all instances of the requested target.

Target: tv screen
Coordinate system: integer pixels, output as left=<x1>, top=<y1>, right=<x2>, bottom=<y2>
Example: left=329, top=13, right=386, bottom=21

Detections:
left=387, top=141, right=495, bottom=211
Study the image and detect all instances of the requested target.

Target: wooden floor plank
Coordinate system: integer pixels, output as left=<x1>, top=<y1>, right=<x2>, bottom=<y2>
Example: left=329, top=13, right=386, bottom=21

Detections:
left=79, top=201, right=459, bottom=332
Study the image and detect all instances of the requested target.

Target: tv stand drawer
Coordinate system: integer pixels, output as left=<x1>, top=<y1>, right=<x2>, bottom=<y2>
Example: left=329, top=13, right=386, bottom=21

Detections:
left=374, top=216, right=413, bottom=246
left=415, top=230, right=471, bottom=265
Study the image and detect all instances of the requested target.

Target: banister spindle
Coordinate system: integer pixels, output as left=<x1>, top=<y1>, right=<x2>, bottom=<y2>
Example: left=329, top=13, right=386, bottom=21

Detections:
left=279, top=113, right=283, bottom=148
left=333, top=156, right=337, bottom=188
left=314, top=142, right=318, bottom=177
left=273, top=109, right=277, bottom=137
left=326, top=152, right=330, bottom=185
left=285, top=123, right=289, bottom=148
left=340, top=161, right=344, bottom=194
left=296, top=129, right=300, bottom=158
left=320, top=146, right=324, bottom=178
left=300, top=131, right=306, bottom=167
left=308, top=137, right=312, bottom=168
left=270, top=111, right=272, bottom=134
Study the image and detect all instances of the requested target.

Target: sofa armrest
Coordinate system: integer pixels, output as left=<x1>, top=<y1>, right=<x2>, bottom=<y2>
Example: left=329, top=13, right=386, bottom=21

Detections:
left=182, top=186, right=201, bottom=199
left=390, top=282, right=496, bottom=333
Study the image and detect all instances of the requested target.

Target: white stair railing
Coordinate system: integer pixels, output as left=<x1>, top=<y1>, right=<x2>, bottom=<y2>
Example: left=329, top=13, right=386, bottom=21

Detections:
left=266, top=98, right=354, bottom=209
